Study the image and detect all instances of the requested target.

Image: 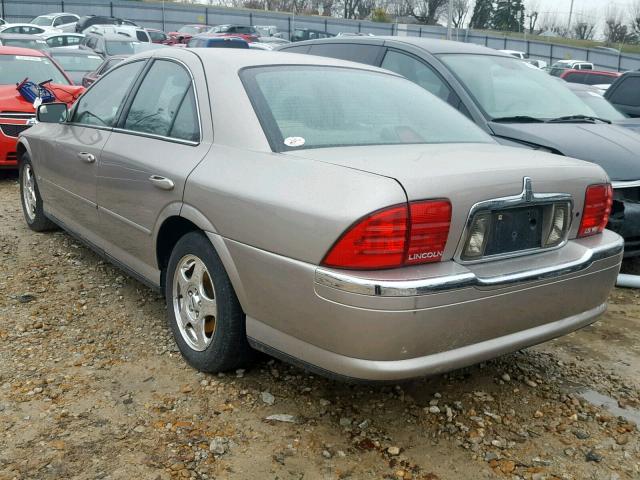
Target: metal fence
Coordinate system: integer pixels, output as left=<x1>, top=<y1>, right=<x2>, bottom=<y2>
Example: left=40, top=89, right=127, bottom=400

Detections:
left=3, top=0, right=640, bottom=71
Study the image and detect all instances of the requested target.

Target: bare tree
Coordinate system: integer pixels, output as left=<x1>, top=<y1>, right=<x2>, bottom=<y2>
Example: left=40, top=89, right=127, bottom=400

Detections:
left=445, top=0, right=472, bottom=28
left=631, top=0, right=640, bottom=38
left=538, top=10, right=568, bottom=37
left=604, top=5, right=636, bottom=44
left=573, top=17, right=596, bottom=40
left=407, top=0, right=448, bottom=25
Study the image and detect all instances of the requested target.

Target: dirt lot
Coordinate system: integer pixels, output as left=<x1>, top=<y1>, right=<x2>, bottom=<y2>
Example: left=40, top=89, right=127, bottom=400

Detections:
left=0, top=173, right=638, bottom=480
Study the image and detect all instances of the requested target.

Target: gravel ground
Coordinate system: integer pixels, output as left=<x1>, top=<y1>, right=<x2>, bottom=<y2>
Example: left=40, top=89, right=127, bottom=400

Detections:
left=0, top=173, right=638, bottom=480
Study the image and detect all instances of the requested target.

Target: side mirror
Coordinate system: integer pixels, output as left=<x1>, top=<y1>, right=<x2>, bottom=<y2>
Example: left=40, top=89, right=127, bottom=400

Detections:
left=36, top=103, right=68, bottom=123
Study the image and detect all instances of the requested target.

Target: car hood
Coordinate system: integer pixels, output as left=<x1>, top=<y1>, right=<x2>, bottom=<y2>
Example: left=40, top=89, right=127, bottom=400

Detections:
left=489, top=121, right=640, bottom=181
left=284, top=143, right=606, bottom=204
left=0, top=83, right=84, bottom=110
left=613, top=117, right=640, bottom=133
left=0, top=85, right=38, bottom=113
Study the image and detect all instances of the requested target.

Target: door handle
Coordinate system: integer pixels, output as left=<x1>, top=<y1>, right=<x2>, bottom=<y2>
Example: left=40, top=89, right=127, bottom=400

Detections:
left=148, top=175, right=174, bottom=191
left=77, top=152, right=95, bottom=163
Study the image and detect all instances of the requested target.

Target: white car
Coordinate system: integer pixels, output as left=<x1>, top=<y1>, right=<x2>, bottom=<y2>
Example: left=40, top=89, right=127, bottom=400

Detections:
left=84, top=24, right=150, bottom=42
left=39, top=32, right=85, bottom=49
left=0, top=23, right=61, bottom=35
left=31, top=13, right=79, bottom=32
left=499, top=49, right=528, bottom=60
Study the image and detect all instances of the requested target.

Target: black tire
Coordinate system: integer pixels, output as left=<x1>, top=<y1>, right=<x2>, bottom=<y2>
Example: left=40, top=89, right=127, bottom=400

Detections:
left=19, top=153, right=57, bottom=232
left=165, top=231, right=254, bottom=372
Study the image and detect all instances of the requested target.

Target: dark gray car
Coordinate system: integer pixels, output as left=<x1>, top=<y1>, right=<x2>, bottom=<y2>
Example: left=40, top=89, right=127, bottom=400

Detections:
left=278, top=37, right=640, bottom=256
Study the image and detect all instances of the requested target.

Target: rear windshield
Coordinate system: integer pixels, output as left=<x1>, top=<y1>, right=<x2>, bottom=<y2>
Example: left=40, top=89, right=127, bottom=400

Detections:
left=241, top=66, right=491, bottom=152
left=105, top=40, right=136, bottom=55
left=52, top=53, right=103, bottom=72
left=31, top=16, right=53, bottom=26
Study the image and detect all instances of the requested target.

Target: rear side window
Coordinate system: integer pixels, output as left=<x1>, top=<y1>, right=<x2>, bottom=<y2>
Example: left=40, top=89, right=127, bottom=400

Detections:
left=563, top=72, right=584, bottom=83
left=135, top=30, right=147, bottom=42
left=382, top=50, right=453, bottom=103
left=308, top=43, right=381, bottom=66
left=609, top=76, right=640, bottom=107
left=241, top=66, right=491, bottom=152
left=72, top=60, right=144, bottom=127
left=123, top=60, right=199, bottom=142
left=585, top=74, right=615, bottom=86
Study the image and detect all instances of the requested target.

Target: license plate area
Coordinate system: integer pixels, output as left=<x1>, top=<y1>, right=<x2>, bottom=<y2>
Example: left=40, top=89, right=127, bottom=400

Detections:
left=484, top=206, right=543, bottom=256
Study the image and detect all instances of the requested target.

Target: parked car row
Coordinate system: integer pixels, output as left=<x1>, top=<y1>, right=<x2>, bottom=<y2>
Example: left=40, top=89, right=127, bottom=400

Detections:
left=15, top=47, right=623, bottom=382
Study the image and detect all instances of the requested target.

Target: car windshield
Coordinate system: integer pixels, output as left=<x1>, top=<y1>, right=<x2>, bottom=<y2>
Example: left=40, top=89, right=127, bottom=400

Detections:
left=2, top=39, right=48, bottom=50
left=574, top=90, right=627, bottom=120
left=52, top=53, right=103, bottom=72
left=105, top=40, right=136, bottom=55
left=439, top=54, right=595, bottom=121
left=31, top=16, right=53, bottom=26
left=242, top=66, right=492, bottom=151
left=0, top=54, right=69, bottom=84
left=178, top=26, right=202, bottom=34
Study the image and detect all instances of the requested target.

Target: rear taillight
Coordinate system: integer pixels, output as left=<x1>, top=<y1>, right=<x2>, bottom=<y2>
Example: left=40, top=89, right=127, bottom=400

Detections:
left=578, top=183, right=612, bottom=238
left=322, top=200, right=451, bottom=270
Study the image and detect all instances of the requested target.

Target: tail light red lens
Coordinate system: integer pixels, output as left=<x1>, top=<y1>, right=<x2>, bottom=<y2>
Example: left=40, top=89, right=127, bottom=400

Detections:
left=322, top=200, right=451, bottom=270
left=578, top=183, right=612, bottom=238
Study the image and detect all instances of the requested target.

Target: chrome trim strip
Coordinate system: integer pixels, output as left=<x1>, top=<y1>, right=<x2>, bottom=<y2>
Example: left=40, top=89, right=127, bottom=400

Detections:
left=456, top=177, right=573, bottom=264
left=612, top=180, right=640, bottom=189
left=315, top=236, right=624, bottom=297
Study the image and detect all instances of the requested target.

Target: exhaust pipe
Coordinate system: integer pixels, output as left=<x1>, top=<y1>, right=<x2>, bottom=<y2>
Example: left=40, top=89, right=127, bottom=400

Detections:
left=616, top=273, right=640, bottom=288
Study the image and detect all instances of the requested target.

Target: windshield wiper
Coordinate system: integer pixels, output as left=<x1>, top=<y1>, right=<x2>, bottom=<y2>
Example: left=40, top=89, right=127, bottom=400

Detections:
left=491, top=115, right=545, bottom=123
left=547, top=114, right=611, bottom=124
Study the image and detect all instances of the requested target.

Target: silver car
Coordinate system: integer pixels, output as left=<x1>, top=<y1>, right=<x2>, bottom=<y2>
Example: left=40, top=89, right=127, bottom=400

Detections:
left=17, top=49, right=622, bottom=381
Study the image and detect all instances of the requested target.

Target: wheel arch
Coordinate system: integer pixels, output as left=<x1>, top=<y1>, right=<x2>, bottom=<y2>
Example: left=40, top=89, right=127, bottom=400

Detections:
left=155, top=206, right=249, bottom=309
left=16, top=139, right=30, bottom=164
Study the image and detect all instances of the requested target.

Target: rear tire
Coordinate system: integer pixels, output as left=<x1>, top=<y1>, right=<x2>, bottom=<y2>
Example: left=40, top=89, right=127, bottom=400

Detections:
left=165, top=231, right=254, bottom=372
left=19, top=153, right=57, bottom=232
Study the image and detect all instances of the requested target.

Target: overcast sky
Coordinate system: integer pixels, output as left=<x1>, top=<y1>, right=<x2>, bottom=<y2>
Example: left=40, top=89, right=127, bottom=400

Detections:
left=532, top=0, right=635, bottom=25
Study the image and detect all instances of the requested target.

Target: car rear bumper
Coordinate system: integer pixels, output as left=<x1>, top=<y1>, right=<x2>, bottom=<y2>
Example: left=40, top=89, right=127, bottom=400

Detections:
left=219, top=230, right=623, bottom=381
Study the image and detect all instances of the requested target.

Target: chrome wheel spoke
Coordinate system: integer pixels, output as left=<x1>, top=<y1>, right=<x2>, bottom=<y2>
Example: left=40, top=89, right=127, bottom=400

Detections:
left=191, top=317, right=207, bottom=348
left=191, top=260, right=205, bottom=286
left=199, top=296, right=217, bottom=319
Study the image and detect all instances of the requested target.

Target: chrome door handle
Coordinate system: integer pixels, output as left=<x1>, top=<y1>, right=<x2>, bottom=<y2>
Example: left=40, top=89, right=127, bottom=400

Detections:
left=148, top=175, right=174, bottom=191
left=77, top=152, right=95, bottom=163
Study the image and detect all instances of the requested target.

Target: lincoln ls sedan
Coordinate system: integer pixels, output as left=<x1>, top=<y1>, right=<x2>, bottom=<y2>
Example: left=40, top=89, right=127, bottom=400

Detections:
left=17, top=49, right=622, bottom=381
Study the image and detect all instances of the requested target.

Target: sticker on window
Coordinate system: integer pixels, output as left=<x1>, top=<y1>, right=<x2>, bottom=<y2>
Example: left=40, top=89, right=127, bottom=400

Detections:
left=284, top=136, right=305, bottom=147
left=15, top=56, right=42, bottom=62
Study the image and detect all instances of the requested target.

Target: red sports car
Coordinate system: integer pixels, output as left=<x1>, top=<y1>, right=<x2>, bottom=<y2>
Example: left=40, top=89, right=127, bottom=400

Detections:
left=0, top=46, right=84, bottom=168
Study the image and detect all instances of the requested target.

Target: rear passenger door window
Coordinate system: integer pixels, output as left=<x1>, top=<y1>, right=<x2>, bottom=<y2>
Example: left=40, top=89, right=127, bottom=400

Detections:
left=122, top=59, right=200, bottom=142
left=381, top=50, right=453, bottom=103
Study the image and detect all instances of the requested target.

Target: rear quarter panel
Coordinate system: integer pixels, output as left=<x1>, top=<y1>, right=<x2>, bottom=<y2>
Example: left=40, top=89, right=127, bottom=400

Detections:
left=182, top=144, right=407, bottom=264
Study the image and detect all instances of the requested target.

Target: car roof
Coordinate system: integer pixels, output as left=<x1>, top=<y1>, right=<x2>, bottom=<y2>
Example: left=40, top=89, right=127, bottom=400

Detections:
left=138, top=47, right=394, bottom=75
left=0, top=45, right=46, bottom=56
left=0, top=33, right=46, bottom=39
left=40, top=32, right=83, bottom=37
left=48, top=47, right=97, bottom=55
left=287, top=36, right=511, bottom=56
left=562, top=68, right=619, bottom=75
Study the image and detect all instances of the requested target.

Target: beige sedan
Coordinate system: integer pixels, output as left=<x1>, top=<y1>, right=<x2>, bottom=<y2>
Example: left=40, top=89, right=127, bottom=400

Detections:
left=17, top=48, right=622, bottom=381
